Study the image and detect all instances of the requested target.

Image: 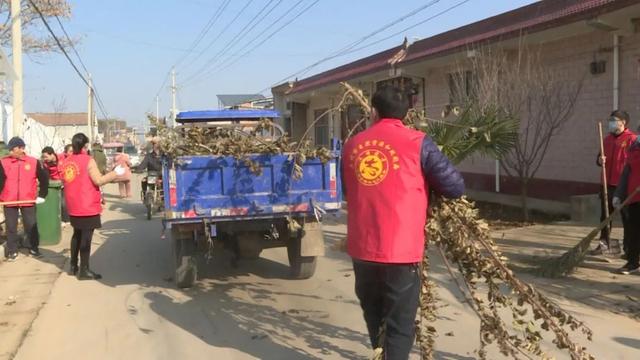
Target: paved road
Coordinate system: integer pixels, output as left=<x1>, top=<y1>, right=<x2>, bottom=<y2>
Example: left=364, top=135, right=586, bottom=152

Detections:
left=4, top=180, right=640, bottom=359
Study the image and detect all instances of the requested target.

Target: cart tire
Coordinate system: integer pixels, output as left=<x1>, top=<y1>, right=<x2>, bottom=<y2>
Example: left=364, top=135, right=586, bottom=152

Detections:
left=172, top=229, right=197, bottom=288
left=145, top=192, right=153, bottom=220
left=287, top=230, right=317, bottom=279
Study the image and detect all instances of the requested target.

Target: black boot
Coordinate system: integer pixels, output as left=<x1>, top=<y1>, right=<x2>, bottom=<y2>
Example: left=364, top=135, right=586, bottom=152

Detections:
left=77, top=251, right=102, bottom=280
left=77, top=266, right=102, bottom=280
left=69, top=264, right=78, bottom=276
left=69, top=232, right=79, bottom=275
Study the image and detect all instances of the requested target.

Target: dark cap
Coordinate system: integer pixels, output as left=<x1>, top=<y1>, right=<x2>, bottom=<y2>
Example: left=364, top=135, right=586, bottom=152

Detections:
left=7, top=137, right=25, bottom=150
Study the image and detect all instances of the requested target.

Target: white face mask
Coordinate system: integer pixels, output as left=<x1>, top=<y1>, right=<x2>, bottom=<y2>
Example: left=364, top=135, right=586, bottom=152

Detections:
left=608, top=120, right=621, bottom=134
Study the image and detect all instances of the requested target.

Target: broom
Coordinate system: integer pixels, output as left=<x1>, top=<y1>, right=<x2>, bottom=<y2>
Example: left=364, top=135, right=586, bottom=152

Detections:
left=537, top=186, right=640, bottom=278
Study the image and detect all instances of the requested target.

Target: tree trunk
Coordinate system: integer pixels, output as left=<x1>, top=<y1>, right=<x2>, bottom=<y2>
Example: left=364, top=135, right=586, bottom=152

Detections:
left=520, top=179, right=530, bottom=222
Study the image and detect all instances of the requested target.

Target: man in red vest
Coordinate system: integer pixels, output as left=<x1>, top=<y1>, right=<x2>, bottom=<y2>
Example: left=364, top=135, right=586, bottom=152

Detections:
left=613, top=137, right=640, bottom=274
left=342, top=86, right=464, bottom=359
left=594, top=110, right=637, bottom=255
left=0, top=137, right=49, bottom=261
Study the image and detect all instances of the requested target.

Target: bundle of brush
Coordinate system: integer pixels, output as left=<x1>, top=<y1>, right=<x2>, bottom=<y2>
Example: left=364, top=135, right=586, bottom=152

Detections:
left=425, top=197, right=594, bottom=360
left=148, top=114, right=332, bottom=178
left=338, top=83, right=594, bottom=360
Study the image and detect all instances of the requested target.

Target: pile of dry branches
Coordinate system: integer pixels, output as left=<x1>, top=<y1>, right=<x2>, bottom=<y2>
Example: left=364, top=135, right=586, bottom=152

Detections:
left=150, top=115, right=332, bottom=178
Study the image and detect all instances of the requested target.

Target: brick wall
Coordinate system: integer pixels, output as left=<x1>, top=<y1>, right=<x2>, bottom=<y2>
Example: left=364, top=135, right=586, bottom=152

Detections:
left=420, top=30, right=640, bottom=199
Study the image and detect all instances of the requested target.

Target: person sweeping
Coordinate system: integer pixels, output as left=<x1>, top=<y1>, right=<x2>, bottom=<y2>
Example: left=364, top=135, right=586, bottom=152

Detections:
left=60, top=133, right=124, bottom=279
left=593, top=110, right=636, bottom=255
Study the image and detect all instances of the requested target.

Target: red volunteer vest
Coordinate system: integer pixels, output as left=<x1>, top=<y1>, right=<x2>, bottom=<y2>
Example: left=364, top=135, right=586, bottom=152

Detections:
left=0, top=155, right=38, bottom=207
left=626, top=147, right=640, bottom=205
left=60, top=154, right=102, bottom=216
left=44, top=161, right=61, bottom=180
left=603, top=128, right=636, bottom=186
left=343, top=118, right=428, bottom=263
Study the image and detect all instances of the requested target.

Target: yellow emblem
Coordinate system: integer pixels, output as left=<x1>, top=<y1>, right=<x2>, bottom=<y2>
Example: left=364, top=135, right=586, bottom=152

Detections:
left=350, top=139, right=401, bottom=186
left=24, top=163, right=31, bottom=171
left=62, top=162, right=80, bottom=183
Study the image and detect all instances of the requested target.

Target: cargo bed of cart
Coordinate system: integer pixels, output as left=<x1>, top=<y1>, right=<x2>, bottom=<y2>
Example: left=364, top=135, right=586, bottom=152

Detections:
left=162, top=109, right=342, bottom=288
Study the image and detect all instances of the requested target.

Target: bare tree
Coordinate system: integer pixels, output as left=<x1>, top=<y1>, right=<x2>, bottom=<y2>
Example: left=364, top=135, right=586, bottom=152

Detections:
left=498, top=54, right=583, bottom=221
left=450, top=42, right=583, bottom=220
left=0, top=0, right=76, bottom=56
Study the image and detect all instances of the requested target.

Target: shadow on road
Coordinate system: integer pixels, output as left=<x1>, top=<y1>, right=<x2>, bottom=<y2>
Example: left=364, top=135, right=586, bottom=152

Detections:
left=613, top=336, right=640, bottom=350
left=89, top=211, right=373, bottom=359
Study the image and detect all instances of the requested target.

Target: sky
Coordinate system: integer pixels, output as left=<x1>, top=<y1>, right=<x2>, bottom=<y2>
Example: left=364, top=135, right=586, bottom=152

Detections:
left=21, top=0, right=538, bottom=129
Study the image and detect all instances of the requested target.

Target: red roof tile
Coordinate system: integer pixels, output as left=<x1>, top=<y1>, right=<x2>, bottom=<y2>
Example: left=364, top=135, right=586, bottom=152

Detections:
left=28, top=112, right=88, bottom=126
left=288, top=0, right=638, bottom=94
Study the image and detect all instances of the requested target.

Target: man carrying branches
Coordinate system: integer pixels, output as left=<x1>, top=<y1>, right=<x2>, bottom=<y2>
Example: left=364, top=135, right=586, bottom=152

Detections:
left=342, top=86, right=464, bottom=359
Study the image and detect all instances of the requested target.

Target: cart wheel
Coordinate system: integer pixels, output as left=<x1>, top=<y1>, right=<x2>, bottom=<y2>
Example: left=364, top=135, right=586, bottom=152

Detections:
left=287, top=229, right=317, bottom=279
left=171, top=228, right=197, bottom=288
left=145, top=192, right=153, bottom=220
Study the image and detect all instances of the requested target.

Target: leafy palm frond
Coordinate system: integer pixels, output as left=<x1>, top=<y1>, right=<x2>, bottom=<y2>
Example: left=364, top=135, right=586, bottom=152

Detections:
left=408, top=103, right=519, bottom=165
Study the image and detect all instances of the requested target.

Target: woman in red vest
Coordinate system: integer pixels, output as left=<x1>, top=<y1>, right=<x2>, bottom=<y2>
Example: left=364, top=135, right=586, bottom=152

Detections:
left=342, top=87, right=464, bottom=359
left=594, top=110, right=637, bottom=255
left=60, top=133, right=124, bottom=280
left=0, top=137, right=49, bottom=260
left=613, top=138, right=640, bottom=274
left=41, top=146, right=61, bottom=180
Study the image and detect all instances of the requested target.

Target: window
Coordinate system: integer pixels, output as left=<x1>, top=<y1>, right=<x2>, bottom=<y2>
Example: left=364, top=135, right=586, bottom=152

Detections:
left=314, top=109, right=329, bottom=147
left=448, top=70, right=476, bottom=104
left=341, top=104, right=366, bottom=140
left=283, top=116, right=292, bottom=136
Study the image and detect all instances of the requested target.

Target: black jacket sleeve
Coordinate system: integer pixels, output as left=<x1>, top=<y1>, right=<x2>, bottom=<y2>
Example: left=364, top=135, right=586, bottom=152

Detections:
left=420, top=136, right=465, bottom=199
left=614, top=165, right=630, bottom=201
left=36, top=161, right=49, bottom=198
left=136, top=153, right=149, bottom=172
left=0, top=162, right=5, bottom=194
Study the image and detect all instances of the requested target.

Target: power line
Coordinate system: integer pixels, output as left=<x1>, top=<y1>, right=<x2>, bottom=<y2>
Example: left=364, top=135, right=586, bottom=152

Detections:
left=53, top=14, right=111, bottom=120
left=174, top=0, right=232, bottom=68
left=206, top=0, right=304, bottom=71
left=343, top=0, right=473, bottom=57
left=260, top=0, right=444, bottom=92
left=180, top=0, right=283, bottom=84
left=183, top=0, right=317, bottom=88
left=182, top=0, right=255, bottom=71
left=27, top=0, right=111, bottom=120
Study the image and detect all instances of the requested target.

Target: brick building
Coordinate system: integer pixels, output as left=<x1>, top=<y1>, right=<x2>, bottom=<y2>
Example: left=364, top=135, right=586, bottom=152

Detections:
left=272, top=0, right=640, bottom=206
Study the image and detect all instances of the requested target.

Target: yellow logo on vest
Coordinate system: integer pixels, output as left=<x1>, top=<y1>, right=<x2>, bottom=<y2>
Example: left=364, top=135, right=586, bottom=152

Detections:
left=62, top=162, right=80, bottom=183
left=350, top=139, right=400, bottom=186
left=24, top=163, right=31, bottom=171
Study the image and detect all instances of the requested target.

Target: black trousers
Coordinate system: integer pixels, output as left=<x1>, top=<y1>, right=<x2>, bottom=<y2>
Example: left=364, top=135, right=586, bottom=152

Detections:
left=61, top=189, right=70, bottom=222
left=70, top=227, right=95, bottom=269
left=3, top=206, right=39, bottom=255
left=599, top=185, right=629, bottom=248
left=353, top=260, right=420, bottom=360
left=624, top=203, right=640, bottom=266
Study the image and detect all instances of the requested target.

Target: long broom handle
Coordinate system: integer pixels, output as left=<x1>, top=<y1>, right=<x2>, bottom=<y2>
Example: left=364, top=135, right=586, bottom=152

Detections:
left=0, top=200, right=37, bottom=206
left=598, top=122, right=610, bottom=237
left=591, top=186, right=639, bottom=239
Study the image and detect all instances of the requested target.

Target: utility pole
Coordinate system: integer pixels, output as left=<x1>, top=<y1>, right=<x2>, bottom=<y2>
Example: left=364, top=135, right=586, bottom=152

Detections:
left=11, top=0, right=23, bottom=137
left=87, top=74, right=94, bottom=141
left=171, top=68, right=177, bottom=127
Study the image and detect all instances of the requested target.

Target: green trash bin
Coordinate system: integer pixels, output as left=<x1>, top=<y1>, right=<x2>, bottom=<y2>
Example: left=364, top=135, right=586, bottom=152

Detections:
left=37, top=180, right=62, bottom=245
